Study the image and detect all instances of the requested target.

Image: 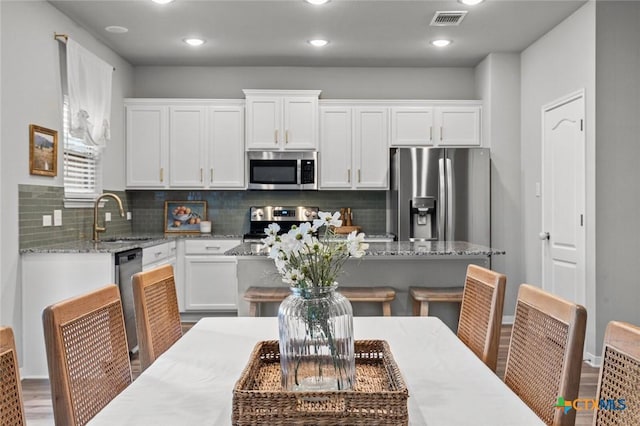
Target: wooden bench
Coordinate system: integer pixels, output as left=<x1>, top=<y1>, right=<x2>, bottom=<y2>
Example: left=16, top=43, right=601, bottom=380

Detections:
left=243, top=286, right=396, bottom=317
left=409, top=286, right=464, bottom=316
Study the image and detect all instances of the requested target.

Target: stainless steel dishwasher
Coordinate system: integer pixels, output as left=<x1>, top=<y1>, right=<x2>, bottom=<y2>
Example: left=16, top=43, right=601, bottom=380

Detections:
left=115, top=248, right=142, bottom=353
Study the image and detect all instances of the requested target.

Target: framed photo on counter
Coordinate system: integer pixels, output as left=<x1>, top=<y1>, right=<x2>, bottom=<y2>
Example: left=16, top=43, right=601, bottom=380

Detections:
left=29, top=124, right=58, bottom=177
left=164, top=201, right=207, bottom=234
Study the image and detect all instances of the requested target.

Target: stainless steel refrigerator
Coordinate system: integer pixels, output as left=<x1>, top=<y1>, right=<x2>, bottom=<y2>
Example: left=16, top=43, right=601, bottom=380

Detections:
left=390, top=147, right=490, bottom=245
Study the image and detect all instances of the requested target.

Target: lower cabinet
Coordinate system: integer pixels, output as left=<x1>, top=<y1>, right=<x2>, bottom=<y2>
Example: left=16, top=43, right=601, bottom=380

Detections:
left=182, top=239, right=240, bottom=312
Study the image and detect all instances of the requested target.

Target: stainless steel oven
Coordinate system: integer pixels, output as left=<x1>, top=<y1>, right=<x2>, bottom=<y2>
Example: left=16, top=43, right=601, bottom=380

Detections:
left=247, top=151, right=317, bottom=190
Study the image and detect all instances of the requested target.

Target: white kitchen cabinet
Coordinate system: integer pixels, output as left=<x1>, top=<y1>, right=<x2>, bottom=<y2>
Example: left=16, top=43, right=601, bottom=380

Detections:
left=142, top=241, right=177, bottom=271
left=169, top=106, right=207, bottom=187
left=21, top=253, right=114, bottom=378
left=390, top=103, right=482, bottom=147
left=125, top=99, right=245, bottom=189
left=182, top=239, right=241, bottom=312
left=244, top=90, right=321, bottom=151
left=390, top=107, right=434, bottom=146
left=436, top=106, right=482, bottom=146
left=208, top=105, right=245, bottom=188
left=125, top=104, right=169, bottom=188
left=319, top=105, right=388, bottom=189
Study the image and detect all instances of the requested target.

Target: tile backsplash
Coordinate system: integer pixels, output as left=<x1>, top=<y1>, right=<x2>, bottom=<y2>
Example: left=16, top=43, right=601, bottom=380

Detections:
left=18, top=185, right=132, bottom=249
left=129, top=190, right=387, bottom=236
left=19, top=186, right=387, bottom=248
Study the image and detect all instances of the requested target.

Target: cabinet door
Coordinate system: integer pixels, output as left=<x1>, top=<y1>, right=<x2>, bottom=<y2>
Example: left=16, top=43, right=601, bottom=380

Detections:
left=435, top=106, right=481, bottom=146
left=126, top=105, right=168, bottom=188
left=169, top=106, right=207, bottom=187
left=283, top=97, right=317, bottom=150
left=354, top=108, right=389, bottom=189
left=319, top=107, right=353, bottom=189
left=208, top=106, right=245, bottom=188
left=183, top=256, right=238, bottom=311
left=390, top=107, right=434, bottom=146
left=246, top=97, right=281, bottom=150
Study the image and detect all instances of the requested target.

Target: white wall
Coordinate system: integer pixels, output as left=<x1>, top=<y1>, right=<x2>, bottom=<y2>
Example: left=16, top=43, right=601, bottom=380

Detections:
left=594, top=1, right=640, bottom=355
left=0, top=1, right=133, bottom=355
left=475, top=53, right=522, bottom=319
left=520, top=2, right=596, bottom=357
left=133, top=66, right=477, bottom=100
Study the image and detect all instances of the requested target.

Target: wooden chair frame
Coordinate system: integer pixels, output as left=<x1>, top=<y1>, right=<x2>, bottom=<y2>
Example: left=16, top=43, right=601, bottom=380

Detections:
left=456, top=264, right=506, bottom=372
left=0, top=326, right=26, bottom=425
left=504, top=284, right=587, bottom=426
left=132, top=264, right=182, bottom=371
left=593, top=321, right=640, bottom=425
left=43, top=285, right=132, bottom=426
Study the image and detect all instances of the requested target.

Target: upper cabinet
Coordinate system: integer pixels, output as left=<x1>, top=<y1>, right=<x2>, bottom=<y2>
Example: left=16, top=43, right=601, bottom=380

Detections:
left=319, top=103, right=389, bottom=190
left=125, top=100, right=245, bottom=189
left=244, top=90, right=321, bottom=151
left=390, top=102, right=482, bottom=147
left=126, top=104, right=169, bottom=188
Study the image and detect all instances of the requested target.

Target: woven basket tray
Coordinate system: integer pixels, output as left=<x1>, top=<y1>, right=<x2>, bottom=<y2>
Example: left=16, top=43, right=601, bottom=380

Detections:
left=232, top=340, right=408, bottom=426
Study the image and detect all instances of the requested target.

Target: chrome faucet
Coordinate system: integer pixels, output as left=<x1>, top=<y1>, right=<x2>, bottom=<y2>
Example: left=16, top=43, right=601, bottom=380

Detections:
left=93, top=193, right=125, bottom=241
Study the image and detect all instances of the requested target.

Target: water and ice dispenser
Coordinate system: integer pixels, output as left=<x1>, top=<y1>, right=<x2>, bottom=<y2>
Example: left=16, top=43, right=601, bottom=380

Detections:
left=409, top=197, right=436, bottom=241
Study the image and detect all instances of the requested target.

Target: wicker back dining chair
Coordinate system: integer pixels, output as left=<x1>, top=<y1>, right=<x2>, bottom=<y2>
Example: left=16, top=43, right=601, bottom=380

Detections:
left=0, top=326, right=26, bottom=426
left=593, top=321, right=640, bottom=425
left=132, top=264, right=182, bottom=372
left=504, top=284, right=587, bottom=426
left=43, top=284, right=132, bottom=426
left=456, top=264, right=506, bottom=372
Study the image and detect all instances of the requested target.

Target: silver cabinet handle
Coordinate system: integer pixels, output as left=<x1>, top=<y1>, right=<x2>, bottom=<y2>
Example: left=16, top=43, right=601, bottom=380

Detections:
left=430, top=127, right=433, bottom=142
left=440, top=126, right=443, bottom=141
left=200, top=168, right=203, bottom=182
left=160, top=168, right=164, bottom=182
left=347, top=168, right=351, bottom=183
left=210, top=168, right=213, bottom=183
left=357, top=169, right=361, bottom=183
left=154, top=251, right=162, bottom=258
left=285, top=130, right=289, bottom=144
left=205, top=246, right=221, bottom=250
left=275, top=129, right=278, bottom=144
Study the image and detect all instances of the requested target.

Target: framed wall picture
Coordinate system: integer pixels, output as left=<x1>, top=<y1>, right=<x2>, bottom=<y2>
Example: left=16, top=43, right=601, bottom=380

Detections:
left=29, top=124, right=58, bottom=177
left=164, top=201, right=207, bottom=234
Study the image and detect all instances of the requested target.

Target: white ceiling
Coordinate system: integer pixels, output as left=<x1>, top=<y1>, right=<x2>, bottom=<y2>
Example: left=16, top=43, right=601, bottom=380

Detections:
left=49, top=0, right=586, bottom=68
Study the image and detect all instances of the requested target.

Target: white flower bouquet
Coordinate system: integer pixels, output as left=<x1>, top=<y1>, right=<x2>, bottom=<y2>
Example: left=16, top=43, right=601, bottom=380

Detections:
left=261, top=211, right=369, bottom=288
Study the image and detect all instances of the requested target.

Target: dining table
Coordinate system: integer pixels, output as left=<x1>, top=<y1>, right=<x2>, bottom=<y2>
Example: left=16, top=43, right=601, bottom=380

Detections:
left=88, top=316, right=545, bottom=425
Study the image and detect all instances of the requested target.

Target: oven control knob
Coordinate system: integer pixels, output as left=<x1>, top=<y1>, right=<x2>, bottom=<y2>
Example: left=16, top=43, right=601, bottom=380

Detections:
left=304, top=209, right=316, bottom=219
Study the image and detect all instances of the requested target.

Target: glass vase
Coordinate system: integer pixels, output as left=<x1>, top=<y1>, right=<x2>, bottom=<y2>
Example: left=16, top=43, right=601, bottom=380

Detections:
left=278, top=283, right=355, bottom=391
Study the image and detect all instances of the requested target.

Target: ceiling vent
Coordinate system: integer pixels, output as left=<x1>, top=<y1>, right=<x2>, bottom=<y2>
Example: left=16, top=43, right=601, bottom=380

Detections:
left=430, top=11, right=468, bottom=26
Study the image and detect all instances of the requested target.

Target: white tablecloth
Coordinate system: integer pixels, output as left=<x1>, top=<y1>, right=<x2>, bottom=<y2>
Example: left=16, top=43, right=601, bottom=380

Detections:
left=88, top=317, right=544, bottom=425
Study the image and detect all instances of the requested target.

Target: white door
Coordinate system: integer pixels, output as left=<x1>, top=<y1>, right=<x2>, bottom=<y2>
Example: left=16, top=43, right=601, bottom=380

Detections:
left=183, top=256, right=238, bottom=311
left=208, top=105, right=245, bottom=188
left=319, top=107, right=353, bottom=188
left=125, top=105, right=168, bottom=188
left=541, top=91, right=585, bottom=306
left=245, top=97, right=281, bottom=150
left=283, top=97, right=318, bottom=150
left=169, top=106, right=207, bottom=187
left=354, top=108, right=389, bottom=189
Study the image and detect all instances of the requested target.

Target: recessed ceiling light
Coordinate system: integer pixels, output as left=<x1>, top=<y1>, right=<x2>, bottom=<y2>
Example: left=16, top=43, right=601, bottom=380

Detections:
left=431, top=39, right=452, bottom=47
left=152, top=0, right=174, bottom=4
left=459, top=0, right=484, bottom=5
left=184, top=38, right=205, bottom=47
left=308, top=39, right=329, bottom=47
left=105, top=26, right=128, bottom=34
left=305, top=0, right=330, bottom=5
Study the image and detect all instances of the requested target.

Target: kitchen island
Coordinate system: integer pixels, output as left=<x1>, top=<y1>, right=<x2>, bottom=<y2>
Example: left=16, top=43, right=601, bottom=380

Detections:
left=226, top=241, right=504, bottom=330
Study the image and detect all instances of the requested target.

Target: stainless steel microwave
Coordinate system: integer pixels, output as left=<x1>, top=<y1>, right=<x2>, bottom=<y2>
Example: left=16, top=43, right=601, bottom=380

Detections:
left=247, top=151, right=317, bottom=190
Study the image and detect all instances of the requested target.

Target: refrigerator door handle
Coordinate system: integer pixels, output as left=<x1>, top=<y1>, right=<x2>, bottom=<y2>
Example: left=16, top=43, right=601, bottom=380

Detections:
left=446, top=158, right=454, bottom=241
left=438, top=157, right=446, bottom=241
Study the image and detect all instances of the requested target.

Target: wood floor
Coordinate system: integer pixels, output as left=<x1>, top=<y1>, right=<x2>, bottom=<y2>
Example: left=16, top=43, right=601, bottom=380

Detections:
left=22, top=324, right=599, bottom=425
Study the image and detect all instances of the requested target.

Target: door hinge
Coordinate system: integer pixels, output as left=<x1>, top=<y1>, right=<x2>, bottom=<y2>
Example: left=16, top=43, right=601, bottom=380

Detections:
left=580, top=119, right=583, bottom=131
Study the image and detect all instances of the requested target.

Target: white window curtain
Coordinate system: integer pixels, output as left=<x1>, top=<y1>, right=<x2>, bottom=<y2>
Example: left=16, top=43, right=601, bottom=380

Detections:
left=66, top=38, right=113, bottom=150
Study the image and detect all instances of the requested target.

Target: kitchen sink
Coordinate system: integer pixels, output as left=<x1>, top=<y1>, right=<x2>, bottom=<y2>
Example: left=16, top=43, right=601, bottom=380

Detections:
left=99, top=236, right=158, bottom=244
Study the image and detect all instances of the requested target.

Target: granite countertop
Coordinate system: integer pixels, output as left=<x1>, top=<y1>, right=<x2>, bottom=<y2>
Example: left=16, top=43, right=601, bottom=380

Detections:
left=20, top=234, right=243, bottom=254
left=225, top=241, right=505, bottom=257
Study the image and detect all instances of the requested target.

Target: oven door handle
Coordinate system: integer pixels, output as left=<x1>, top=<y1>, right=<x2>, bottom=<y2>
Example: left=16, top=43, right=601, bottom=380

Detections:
left=297, top=159, right=302, bottom=186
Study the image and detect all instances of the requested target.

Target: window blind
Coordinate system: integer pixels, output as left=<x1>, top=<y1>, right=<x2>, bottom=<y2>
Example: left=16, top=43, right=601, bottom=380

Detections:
left=63, top=96, right=102, bottom=205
